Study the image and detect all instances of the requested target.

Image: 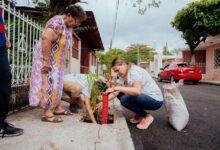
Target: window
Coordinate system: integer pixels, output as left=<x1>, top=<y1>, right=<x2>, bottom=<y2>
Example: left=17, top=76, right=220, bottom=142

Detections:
left=168, top=64, right=175, bottom=69
left=177, top=63, right=188, bottom=67
left=72, top=40, right=79, bottom=59
left=163, top=64, right=169, bottom=70
left=214, top=48, right=220, bottom=69
left=91, top=53, right=97, bottom=66
left=72, top=34, right=80, bottom=59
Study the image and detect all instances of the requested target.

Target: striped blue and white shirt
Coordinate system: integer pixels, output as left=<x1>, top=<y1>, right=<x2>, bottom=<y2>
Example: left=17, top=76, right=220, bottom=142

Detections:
left=63, top=74, right=94, bottom=98
left=0, top=7, right=6, bottom=47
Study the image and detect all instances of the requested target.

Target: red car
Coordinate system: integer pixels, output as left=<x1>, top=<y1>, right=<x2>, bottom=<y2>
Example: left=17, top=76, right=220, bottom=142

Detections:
left=157, top=62, right=202, bottom=84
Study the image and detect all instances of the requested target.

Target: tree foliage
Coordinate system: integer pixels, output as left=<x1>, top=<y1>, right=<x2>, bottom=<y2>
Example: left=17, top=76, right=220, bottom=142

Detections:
left=32, top=0, right=80, bottom=22
left=171, top=48, right=182, bottom=56
left=172, top=0, right=220, bottom=55
left=162, top=44, right=172, bottom=56
left=96, top=48, right=126, bottom=73
left=96, top=44, right=156, bottom=73
left=132, top=0, right=161, bottom=15
left=126, top=44, right=156, bottom=64
left=32, top=0, right=161, bottom=18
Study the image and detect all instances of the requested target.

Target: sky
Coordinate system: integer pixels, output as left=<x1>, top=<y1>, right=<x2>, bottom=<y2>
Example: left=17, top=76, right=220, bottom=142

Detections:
left=16, top=0, right=196, bottom=52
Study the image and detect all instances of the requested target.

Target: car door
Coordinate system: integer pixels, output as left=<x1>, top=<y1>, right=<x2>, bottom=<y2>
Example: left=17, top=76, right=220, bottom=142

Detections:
left=160, top=64, right=169, bottom=80
left=166, top=64, right=175, bottom=79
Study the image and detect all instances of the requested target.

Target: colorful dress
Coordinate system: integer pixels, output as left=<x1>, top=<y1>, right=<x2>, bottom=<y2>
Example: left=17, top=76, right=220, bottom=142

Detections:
left=29, top=15, right=71, bottom=109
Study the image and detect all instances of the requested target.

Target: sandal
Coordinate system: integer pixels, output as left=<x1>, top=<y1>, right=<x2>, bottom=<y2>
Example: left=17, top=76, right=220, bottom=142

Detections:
left=41, top=115, right=63, bottom=123
left=54, top=110, right=73, bottom=116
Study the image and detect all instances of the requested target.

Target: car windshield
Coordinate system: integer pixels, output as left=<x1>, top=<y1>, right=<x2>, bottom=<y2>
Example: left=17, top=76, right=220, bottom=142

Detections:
left=177, top=63, right=188, bottom=67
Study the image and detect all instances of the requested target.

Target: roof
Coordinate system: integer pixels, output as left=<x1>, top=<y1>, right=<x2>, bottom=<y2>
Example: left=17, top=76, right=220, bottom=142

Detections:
left=14, top=6, right=104, bottom=51
left=15, top=6, right=44, bottom=17
left=77, top=11, right=104, bottom=51
left=182, top=34, right=220, bottom=51
left=195, top=35, right=220, bottom=50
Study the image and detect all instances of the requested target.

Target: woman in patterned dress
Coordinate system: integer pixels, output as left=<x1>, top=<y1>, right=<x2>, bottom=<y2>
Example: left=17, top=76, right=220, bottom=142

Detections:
left=29, top=5, right=86, bottom=123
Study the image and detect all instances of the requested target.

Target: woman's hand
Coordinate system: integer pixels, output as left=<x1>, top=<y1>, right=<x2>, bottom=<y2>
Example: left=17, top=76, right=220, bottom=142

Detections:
left=41, top=65, right=51, bottom=74
left=6, top=38, right=11, bottom=49
left=41, top=60, right=51, bottom=74
left=107, top=82, right=141, bottom=96
left=95, top=102, right=102, bottom=110
left=105, top=87, right=115, bottom=93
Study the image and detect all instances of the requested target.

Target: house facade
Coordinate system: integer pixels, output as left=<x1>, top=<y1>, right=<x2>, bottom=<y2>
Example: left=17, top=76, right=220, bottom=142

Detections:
left=15, top=6, right=104, bottom=75
left=182, top=35, right=220, bottom=81
left=69, top=11, right=104, bottom=74
left=149, top=53, right=182, bottom=78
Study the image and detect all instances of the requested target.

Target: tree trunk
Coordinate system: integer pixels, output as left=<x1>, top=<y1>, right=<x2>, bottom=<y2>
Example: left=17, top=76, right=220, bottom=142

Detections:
left=190, top=48, right=195, bottom=65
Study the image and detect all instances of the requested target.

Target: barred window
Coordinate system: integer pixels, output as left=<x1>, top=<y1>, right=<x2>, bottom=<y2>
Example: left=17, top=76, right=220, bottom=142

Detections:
left=72, top=37, right=79, bottom=59
left=214, top=48, right=220, bottom=69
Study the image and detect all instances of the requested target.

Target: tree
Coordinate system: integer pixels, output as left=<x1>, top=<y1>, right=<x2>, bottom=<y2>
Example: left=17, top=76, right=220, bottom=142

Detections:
left=162, top=43, right=172, bottom=55
left=33, top=0, right=161, bottom=18
left=126, top=44, right=156, bottom=64
left=32, top=0, right=81, bottom=20
left=172, top=0, right=220, bottom=62
left=171, top=48, right=182, bottom=56
left=96, top=48, right=126, bottom=73
left=132, top=0, right=161, bottom=15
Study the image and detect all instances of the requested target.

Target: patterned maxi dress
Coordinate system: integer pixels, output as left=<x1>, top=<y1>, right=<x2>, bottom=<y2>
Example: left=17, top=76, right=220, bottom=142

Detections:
left=29, top=16, right=71, bottom=109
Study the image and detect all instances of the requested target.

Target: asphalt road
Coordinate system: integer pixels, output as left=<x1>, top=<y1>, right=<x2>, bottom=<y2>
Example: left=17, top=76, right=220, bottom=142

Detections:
left=124, top=82, right=220, bottom=150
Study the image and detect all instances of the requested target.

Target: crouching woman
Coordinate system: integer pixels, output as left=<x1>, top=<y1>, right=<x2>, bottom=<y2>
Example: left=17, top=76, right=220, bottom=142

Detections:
left=106, top=58, right=163, bottom=129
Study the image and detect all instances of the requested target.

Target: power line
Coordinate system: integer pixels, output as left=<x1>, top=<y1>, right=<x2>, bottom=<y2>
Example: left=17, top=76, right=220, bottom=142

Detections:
left=110, top=0, right=120, bottom=49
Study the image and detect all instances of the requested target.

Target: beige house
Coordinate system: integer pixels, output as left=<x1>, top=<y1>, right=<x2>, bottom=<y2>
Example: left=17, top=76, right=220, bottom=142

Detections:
left=182, top=35, right=220, bottom=81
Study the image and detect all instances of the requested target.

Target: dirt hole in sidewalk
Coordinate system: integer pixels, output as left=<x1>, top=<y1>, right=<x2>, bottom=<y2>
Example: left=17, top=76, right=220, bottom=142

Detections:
left=81, top=113, right=114, bottom=124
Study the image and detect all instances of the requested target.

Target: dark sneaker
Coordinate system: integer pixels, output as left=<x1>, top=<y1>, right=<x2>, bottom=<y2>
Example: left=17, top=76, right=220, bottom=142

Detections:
left=69, top=104, right=80, bottom=113
left=0, top=122, right=24, bottom=138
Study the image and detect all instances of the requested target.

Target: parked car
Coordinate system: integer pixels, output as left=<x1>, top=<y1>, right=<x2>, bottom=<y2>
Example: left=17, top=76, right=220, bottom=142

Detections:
left=157, top=62, right=202, bottom=84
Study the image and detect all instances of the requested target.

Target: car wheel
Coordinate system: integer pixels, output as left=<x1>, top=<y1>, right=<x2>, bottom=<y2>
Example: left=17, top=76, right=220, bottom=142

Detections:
left=157, top=75, right=162, bottom=82
left=170, top=76, right=175, bottom=83
left=193, top=81, right=199, bottom=85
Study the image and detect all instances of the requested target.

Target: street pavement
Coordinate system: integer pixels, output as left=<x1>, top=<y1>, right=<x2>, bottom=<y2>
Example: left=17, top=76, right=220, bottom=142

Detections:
left=125, top=82, right=220, bottom=150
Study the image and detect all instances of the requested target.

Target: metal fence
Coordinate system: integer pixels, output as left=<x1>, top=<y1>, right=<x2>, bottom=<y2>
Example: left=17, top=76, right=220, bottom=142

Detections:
left=195, top=62, right=206, bottom=74
left=1, top=0, right=42, bottom=86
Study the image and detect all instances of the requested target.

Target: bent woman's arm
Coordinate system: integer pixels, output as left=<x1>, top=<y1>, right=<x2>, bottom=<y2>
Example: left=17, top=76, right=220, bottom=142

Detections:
left=107, top=81, right=142, bottom=96
left=41, top=28, right=59, bottom=67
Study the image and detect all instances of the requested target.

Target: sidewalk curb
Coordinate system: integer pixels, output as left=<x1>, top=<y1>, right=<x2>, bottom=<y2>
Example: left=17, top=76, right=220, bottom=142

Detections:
left=199, top=80, right=220, bottom=86
left=0, top=101, right=135, bottom=150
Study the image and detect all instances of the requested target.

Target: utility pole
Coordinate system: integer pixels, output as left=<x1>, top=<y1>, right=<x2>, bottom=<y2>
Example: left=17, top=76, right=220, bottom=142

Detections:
left=110, top=0, right=119, bottom=49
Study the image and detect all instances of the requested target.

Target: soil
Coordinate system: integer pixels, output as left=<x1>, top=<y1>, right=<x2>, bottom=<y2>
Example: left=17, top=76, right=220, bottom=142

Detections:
left=81, top=113, right=114, bottom=124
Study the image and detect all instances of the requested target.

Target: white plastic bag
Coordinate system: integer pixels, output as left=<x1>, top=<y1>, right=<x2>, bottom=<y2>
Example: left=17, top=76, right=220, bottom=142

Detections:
left=163, top=80, right=189, bottom=131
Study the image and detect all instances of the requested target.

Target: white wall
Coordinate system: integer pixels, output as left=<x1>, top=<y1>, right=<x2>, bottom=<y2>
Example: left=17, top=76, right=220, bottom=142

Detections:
left=149, top=53, right=163, bottom=78
left=89, top=66, right=96, bottom=73
left=89, top=53, right=97, bottom=73
left=69, top=40, right=81, bottom=74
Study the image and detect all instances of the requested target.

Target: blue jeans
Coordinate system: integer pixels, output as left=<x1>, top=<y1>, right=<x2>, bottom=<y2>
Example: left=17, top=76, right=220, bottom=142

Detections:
left=0, top=48, right=12, bottom=121
left=117, top=93, right=163, bottom=117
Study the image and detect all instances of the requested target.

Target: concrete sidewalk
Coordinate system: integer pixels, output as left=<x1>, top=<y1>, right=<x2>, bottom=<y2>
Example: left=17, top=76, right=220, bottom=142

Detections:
left=199, top=80, right=220, bottom=86
left=0, top=101, right=134, bottom=150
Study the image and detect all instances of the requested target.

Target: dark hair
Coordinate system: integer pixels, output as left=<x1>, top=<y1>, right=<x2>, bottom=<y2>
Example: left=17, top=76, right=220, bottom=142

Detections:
left=111, top=58, right=129, bottom=68
left=64, top=5, right=87, bottom=21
